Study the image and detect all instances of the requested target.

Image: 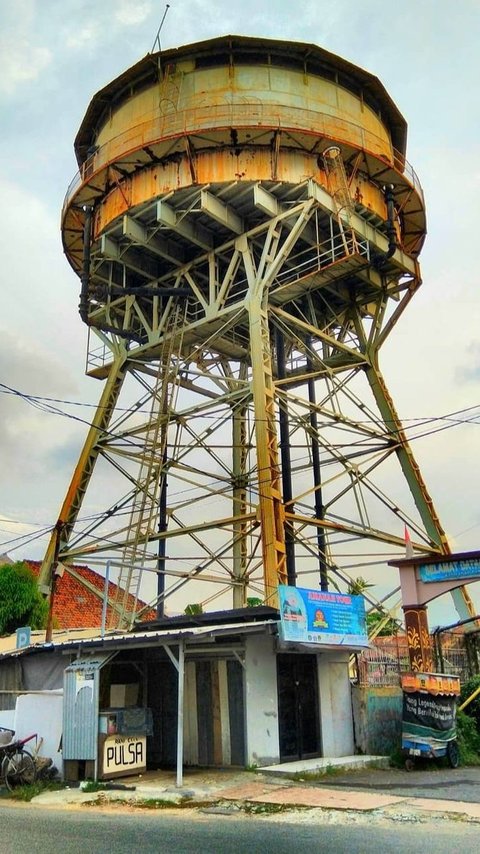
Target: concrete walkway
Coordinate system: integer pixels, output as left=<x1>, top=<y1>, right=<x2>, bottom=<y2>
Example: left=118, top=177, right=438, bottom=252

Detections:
left=26, top=760, right=480, bottom=823
left=261, top=754, right=389, bottom=775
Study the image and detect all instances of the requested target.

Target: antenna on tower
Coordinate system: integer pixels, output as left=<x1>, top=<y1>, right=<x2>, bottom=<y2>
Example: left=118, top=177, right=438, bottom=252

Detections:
left=151, top=4, right=171, bottom=54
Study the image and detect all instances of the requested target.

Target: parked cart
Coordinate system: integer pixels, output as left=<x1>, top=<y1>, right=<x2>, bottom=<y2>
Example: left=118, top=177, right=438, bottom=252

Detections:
left=401, top=672, right=460, bottom=770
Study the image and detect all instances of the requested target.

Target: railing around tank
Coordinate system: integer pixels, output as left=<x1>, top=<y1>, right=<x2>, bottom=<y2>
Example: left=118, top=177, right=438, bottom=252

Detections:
left=189, top=229, right=370, bottom=314
left=86, top=328, right=112, bottom=374
left=178, top=229, right=370, bottom=325
left=83, top=228, right=370, bottom=357
left=62, top=103, right=424, bottom=218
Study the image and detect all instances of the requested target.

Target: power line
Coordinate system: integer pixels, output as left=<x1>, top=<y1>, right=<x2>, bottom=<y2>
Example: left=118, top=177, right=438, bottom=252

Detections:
left=0, top=524, right=54, bottom=552
left=2, top=381, right=480, bottom=435
left=2, top=380, right=479, bottom=555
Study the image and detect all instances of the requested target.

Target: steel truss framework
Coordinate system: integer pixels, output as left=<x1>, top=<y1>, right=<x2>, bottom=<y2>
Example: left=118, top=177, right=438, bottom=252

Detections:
left=40, top=177, right=470, bottom=628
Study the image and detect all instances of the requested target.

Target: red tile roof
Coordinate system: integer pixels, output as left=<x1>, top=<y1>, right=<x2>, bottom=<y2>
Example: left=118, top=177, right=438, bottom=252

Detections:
left=27, top=561, right=156, bottom=630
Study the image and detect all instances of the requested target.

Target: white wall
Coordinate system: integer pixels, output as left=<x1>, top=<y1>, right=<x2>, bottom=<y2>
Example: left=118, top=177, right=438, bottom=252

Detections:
left=244, top=639, right=355, bottom=765
left=0, top=710, right=15, bottom=731
left=14, top=690, right=63, bottom=774
left=244, top=634, right=280, bottom=766
left=318, top=652, right=354, bottom=757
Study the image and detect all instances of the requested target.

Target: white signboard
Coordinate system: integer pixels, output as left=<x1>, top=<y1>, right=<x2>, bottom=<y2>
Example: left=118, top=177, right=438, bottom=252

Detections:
left=102, top=735, right=146, bottom=777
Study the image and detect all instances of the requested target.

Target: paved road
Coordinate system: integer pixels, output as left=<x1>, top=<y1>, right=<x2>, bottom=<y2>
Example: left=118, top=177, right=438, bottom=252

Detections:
left=1, top=804, right=479, bottom=854
left=315, top=766, right=480, bottom=803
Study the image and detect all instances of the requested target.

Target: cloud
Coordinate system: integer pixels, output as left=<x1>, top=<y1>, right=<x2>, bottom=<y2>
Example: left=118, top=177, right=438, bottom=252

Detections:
left=455, top=342, right=480, bottom=384
left=115, top=1, right=152, bottom=26
left=0, top=330, right=74, bottom=399
left=0, top=329, right=79, bottom=472
left=0, top=0, right=52, bottom=95
left=0, top=36, right=51, bottom=96
left=63, top=2, right=152, bottom=54
left=0, top=175, right=84, bottom=349
left=66, top=23, right=101, bottom=51
left=0, top=329, right=86, bottom=547
left=0, top=170, right=96, bottom=547
left=0, top=516, right=40, bottom=540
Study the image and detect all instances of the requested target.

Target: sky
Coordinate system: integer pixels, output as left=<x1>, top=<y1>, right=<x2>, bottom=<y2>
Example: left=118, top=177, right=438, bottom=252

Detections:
left=0, top=0, right=479, bottom=625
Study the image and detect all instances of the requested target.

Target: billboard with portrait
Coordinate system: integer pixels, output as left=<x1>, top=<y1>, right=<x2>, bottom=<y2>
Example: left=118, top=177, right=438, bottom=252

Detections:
left=278, top=585, right=368, bottom=647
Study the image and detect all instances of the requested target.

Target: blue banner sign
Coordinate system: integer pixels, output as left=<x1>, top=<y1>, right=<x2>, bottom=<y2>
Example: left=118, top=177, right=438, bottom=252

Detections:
left=418, top=558, right=480, bottom=584
left=278, top=585, right=368, bottom=647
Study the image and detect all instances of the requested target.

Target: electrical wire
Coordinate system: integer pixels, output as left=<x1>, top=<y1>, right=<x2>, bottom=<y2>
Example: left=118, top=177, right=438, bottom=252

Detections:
left=2, top=380, right=479, bottom=556
left=1, top=381, right=480, bottom=432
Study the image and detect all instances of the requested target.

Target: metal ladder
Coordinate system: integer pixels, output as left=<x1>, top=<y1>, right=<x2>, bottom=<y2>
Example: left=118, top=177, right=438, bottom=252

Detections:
left=110, top=300, right=187, bottom=630
left=322, top=146, right=358, bottom=255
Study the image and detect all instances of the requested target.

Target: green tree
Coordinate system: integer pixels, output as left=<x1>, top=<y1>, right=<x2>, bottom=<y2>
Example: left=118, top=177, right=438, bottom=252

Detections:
left=184, top=603, right=203, bottom=616
left=347, top=576, right=374, bottom=596
left=0, top=562, right=48, bottom=635
left=459, top=675, right=480, bottom=731
left=366, top=610, right=399, bottom=637
left=347, top=577, right=400, bottom=636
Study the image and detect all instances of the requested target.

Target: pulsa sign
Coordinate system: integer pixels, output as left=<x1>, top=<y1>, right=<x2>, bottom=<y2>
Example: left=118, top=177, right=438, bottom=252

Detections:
left=102, top=735, right=146, bottom=778
left=278, top=585, right=368, bottom=648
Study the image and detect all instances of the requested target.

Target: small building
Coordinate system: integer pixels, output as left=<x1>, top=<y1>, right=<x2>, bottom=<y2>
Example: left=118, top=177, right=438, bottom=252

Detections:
left=0, top=604, right=363, bottom=782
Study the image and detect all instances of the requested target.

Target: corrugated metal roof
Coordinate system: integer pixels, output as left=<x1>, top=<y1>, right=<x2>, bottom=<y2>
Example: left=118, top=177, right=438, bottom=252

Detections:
left=0, top=619, right=278, bottom=661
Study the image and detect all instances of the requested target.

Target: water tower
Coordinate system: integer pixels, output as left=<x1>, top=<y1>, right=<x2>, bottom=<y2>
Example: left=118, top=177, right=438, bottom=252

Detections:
left=39, top=35, right=472, bottom=627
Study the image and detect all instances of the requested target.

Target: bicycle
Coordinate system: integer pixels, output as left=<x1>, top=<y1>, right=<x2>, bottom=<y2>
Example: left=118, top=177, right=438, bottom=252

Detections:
left=0, top=729, right=37, bottom=791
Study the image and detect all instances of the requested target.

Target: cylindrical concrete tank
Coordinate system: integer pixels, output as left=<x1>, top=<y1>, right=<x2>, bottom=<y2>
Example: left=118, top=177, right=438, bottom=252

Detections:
left=63, top=34, right=425, bottom=337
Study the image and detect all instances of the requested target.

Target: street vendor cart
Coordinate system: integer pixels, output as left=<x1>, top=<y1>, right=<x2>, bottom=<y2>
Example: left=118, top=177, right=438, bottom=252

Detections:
left=401, top=672, right=460, bottom=770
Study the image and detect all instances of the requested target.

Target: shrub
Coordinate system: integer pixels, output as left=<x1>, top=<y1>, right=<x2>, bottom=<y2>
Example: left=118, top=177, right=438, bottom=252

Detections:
left=459, top=675, right=480, bottom=729
left=456, top=710, right=480, bottom=765
left=0, top=562, right=48, bottom=635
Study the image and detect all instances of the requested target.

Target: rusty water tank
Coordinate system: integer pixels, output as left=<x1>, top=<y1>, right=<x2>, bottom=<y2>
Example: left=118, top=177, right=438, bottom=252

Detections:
left=63, top=34, right=425, bottom=304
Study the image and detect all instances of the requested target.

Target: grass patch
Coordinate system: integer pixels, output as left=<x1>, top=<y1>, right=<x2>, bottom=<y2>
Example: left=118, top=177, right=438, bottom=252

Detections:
left=85, top=793, right=212, bottom=810
left=2, top=780, right=65, bottom=802
left=242, top=802, right=300, bottom=815
left=289, top=764, right=340, bottom=782
left=80, top=780, right=110, bottom=793
left=324, top=763, right=340, bottom=777
left=125, top=797, right=182, bottom=810
left=134, top=798, right=212, bottom=810
left=389, top=747, right=405, bottom=769
left=139, top=799, right=309, bottom=816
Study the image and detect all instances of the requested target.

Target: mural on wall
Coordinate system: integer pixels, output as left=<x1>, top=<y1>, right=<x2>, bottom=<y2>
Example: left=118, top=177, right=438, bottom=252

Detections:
left=404, top=607, right=433, bottom=672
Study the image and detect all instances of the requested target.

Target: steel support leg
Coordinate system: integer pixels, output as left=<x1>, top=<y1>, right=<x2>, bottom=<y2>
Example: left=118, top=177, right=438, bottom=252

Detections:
left=365, top=361, right=475, bottom=620
left=232, top=388, right=248, bottom=608
left=247, top=297, right=287, bottom=605
left=306, top=334, right=328, bottom=591
left=38, top=353, right=127, bottom=592
left=276, top=328, right=296, bottom=587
